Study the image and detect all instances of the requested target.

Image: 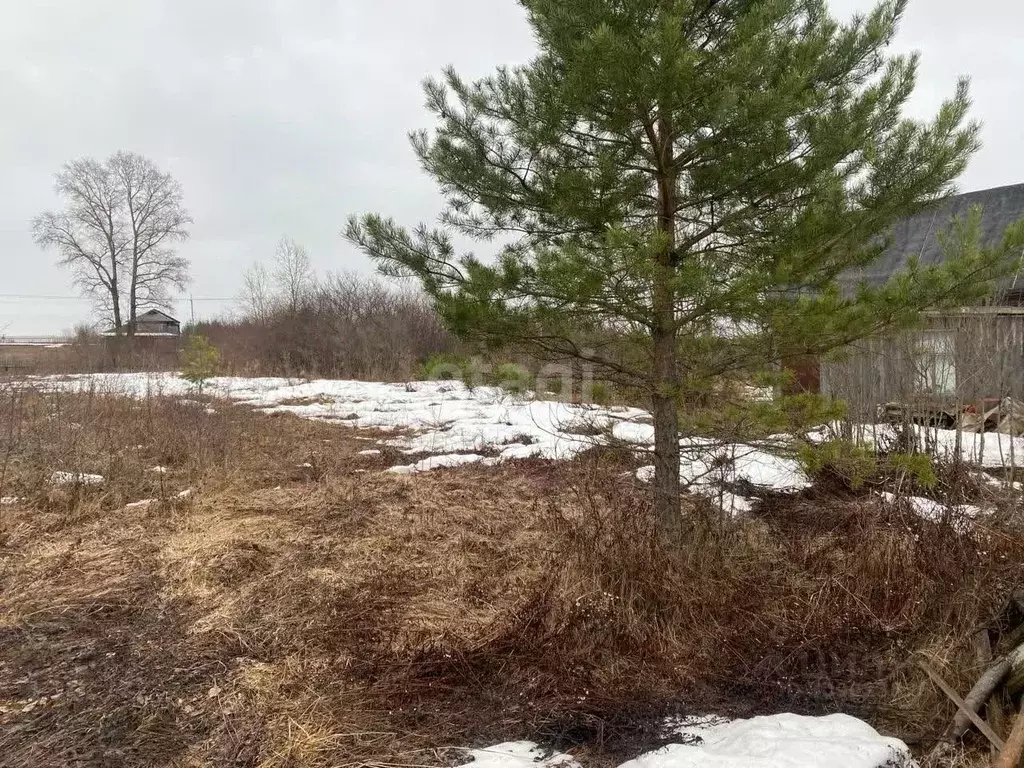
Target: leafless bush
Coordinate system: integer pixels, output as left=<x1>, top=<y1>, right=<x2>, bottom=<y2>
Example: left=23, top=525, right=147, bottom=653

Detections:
left=202, top=273, right=458, bottom=379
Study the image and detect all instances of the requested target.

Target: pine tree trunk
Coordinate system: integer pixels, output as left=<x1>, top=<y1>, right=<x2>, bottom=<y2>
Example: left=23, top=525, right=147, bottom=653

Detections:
left=650, top=111, right=681, bottom=529
left=652, top=342, right=681, bottom=528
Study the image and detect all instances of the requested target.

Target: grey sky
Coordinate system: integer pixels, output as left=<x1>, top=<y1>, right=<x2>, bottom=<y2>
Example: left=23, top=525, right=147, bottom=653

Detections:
left=1, top=0, right=1021, bottom=334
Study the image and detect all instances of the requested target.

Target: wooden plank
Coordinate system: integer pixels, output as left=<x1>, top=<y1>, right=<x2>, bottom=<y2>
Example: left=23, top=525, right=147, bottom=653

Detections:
left=918, top=659, right=1006, bottom=753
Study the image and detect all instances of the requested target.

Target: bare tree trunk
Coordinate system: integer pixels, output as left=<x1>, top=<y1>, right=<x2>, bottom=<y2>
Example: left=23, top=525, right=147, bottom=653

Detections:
left=110, top=271, right=122, bottom=333
left=127, top=275, right=136, bottom=339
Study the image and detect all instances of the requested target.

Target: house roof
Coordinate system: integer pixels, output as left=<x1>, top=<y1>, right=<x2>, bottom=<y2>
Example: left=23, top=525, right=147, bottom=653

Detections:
left=844, top=182, right=1024, bottom=293
left=136, top=309, right=179, bottom=323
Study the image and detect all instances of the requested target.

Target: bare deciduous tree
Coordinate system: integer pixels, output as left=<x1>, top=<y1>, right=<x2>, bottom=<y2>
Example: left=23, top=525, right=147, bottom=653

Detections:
left=273, top=237, right=314, bottom=313
left=239, top=261, right=273, bottom=324
left=32, top=151, right=192, bottom=335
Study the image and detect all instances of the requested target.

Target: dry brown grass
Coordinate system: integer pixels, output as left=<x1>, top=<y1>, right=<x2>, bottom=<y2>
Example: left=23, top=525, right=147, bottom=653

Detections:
left=1, top=385, right=1023, bottom=767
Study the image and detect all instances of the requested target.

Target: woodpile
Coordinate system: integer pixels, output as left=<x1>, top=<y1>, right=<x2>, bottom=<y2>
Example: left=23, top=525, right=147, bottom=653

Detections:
left=926, top=592, right=1024, bottom=765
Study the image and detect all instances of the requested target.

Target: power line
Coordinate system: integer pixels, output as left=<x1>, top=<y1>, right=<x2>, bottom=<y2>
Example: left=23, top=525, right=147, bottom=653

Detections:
left=0, top=294, right=237, bottom=302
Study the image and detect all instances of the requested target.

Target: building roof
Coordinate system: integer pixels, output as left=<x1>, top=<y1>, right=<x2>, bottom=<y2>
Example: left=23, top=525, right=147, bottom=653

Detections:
left=137, top=309, right=179, bottom=323
left=844, top=182, right=1024, bottom=294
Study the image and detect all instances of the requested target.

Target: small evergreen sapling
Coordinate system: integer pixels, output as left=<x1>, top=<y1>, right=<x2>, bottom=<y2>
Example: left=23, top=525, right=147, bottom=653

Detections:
left=180, top=335, right=220, bottom=392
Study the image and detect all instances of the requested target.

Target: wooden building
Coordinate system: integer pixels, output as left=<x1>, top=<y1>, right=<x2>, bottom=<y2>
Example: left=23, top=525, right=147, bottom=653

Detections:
left=815, top=183, right=1024, bottom=421
left=103, top=309, right=181, bottom=337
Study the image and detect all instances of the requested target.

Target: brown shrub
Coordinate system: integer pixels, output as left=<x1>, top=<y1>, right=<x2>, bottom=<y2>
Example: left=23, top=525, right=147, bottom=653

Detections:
left=196, top=275, right=459, bottom=380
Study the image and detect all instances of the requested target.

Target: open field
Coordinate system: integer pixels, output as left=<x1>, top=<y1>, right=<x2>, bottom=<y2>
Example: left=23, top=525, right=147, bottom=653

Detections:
left=2, top=380, right=1024, bottom=766
left=0, top=345, right=74, bottom=375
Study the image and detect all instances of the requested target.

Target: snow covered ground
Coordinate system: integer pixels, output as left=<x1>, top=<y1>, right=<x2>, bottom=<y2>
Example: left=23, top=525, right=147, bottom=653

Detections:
left=32, top=373, right=812, bottom=499
left=35, top=372, right=649, bottom=464
left=457, top=714, right=916, bottom=768
left=30, top=372, right=1023, bottom=516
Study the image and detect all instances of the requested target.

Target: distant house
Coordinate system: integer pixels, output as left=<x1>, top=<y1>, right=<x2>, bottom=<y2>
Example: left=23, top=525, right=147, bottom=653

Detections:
left=802, top=183, right=1024, bottom=420
left=103, top=310, right=181, bottom=337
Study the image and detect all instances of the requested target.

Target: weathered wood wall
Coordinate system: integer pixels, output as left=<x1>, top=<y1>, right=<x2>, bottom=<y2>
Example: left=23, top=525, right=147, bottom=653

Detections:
left=822, top=312, right=1024, bottom=421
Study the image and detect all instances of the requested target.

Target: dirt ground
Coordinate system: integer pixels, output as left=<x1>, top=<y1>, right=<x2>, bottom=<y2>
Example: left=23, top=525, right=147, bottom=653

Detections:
left=1, top=388, right=1022, bottom=767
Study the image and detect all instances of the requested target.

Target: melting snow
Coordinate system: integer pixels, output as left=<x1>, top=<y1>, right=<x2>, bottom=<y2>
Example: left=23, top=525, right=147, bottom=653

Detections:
left=36, top=373, right=647, bottom=471
left=638, top=713, right=916, bottom=768
left=459, top=714, right=914, bottom=768
left=387, top=453, right=485, bottom=474
left=635, top=437, right=808, bottom=514
left=455, top=742, right=578, bottom=768
left=358, top=449, right=382, bottom=456
left=125, top=498, right=155, bottom=509
left=879, top=492, right=984, bottom=523
left=30, top=373, right=1017, bottom=518
left=816, top=422, right=1024, bottom=470
left=0, top=497, right=19, bottom=505
left=49, top=471, right=104, bottom=486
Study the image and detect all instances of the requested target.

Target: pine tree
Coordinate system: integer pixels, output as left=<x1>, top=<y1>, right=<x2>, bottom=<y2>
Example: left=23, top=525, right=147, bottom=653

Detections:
left=347, top=0, right=1024, bottom=527
left=180, top=335, right=220, bottom=393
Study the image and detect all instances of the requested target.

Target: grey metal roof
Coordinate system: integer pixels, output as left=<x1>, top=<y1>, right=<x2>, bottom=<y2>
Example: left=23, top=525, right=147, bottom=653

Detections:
left=844, top=182, right=1024, bottom=293
left=137, top=309, right=179, bottom=323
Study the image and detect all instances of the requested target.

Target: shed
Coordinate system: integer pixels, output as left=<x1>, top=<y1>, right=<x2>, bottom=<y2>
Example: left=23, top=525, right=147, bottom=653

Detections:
left=103, top=310, right=181, bottom=337
left=814, top=183, right=1024, bottom=417
left=132, top=309, right=181, bottom=336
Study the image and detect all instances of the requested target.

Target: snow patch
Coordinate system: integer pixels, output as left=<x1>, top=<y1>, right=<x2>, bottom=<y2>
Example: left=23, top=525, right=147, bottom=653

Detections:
left=637, top=440, right=808, bottom=514
left=49, top=471, right=104, bottom=486
left=879, top=492, right=984, bottom=523
left=634, top=713, right=916, bottom=768
left=455, top=741, right=578, bottom=768
left=125, top=498, right=156, bottom=510
left=459, top=715, right=914, bottom=768
left=612, top=421, right=655, bottom=445
left=387, top=453, right=485, bottom=474
left=35, top=374, right=647, bottom=472
left=0, top=497, right=19, bottom=505
left=358, top=449, right=382, bottom=456
left=498, top=443, right=543, bottom=460
left=814, top=422, right=1024, bottom=470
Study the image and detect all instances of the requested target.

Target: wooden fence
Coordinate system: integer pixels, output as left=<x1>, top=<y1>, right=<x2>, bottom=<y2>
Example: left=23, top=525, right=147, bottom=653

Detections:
left=822, top=309, right=1024, bottom=423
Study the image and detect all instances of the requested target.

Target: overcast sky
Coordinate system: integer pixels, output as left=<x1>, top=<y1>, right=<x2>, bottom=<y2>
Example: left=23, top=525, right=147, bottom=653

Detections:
left=1, top=0, right=1021, bottom=334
